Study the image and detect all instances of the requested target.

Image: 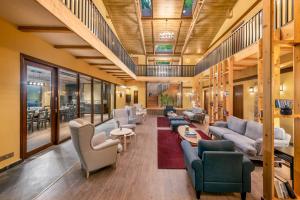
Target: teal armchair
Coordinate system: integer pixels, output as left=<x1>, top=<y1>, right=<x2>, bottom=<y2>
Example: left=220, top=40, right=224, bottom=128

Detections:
left=181, top=140, right=255, bottom=200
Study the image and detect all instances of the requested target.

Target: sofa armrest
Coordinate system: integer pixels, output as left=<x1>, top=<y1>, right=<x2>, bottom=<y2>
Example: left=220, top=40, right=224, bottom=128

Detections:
left=242, top=156, right=255, bottom=192
left=181, top=141, right=203, bottom=191
left=93, top=139, right=120, bottom=151
left=213, top=121, right=228, bottom=128
left=254, top=138, right=263, bottom=156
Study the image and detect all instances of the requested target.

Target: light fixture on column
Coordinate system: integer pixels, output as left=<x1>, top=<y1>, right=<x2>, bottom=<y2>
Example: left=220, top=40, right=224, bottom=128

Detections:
left=249, top=87, right=255, bottom=94
left=280, top=84, right=284, bottom=92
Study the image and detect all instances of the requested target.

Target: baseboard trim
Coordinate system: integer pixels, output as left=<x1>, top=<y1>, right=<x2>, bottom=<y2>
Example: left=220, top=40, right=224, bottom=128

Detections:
left=0, top=159, right=23, bottom=173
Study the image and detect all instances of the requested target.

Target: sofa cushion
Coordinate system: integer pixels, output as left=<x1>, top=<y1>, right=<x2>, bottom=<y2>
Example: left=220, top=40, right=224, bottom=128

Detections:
left=209, top=126, right=231, bottom=138
left=244, top=121, right=263, bottom=141
left=198, top=140, right=235, bottom=158
left=274, top=127, right=286, bottom=140
left=227, top=116, right=247, bottom=135
left=223, top=133, right=257, bottom=156
left=183, top=111, right=194, bottom=119
left=192, top=107, right=203, bottom=114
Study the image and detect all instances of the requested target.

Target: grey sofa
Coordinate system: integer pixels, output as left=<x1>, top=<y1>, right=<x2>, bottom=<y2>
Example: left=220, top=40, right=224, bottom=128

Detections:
left=69, top=119, right=120, bottom=178
left=181, top=140, right=255, bottom=200
left=183, top=107, right=205, bottom=121
left=209, top=116, right=291, bottom=157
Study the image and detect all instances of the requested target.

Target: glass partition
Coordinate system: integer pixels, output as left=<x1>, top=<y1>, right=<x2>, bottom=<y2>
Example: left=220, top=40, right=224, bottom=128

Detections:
left=102, top=82, right=111, bottom=121
left=80, top=75, right=92, bottom=122
left=58, top=69, right=78, bottom=141
left=93, top=79, right=102, bottom=125
left=26, top=64, right=53, bottom=152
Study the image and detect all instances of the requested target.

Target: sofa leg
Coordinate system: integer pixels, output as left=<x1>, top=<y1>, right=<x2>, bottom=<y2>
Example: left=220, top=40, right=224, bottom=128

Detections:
left=241, top=192, right=246, bottom=200
left=196, top=191, right=201, bottom=199
left=86, top=171, right=90, bottom=179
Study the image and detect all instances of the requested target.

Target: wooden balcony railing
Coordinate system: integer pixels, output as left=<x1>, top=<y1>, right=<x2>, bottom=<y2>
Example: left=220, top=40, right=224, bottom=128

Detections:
left=60, top=0, right=136, bottom=73
left=136, top=65, right=195, bottom=77
left=196, top=0, right=294, bottom=75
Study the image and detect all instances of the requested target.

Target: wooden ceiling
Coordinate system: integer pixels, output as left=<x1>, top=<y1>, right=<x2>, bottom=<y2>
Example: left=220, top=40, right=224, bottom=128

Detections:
left=184, top=0, right=238, bottom=55
left=104, top=0, right=238, bottom=57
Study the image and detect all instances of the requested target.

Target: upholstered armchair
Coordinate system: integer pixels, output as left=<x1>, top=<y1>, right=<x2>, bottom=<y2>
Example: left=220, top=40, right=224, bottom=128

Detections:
left=69, top=119, right=120, bottom=178
left=181, top=140, right=255, bottom=200
left=113, top=108, right=136, bottom=131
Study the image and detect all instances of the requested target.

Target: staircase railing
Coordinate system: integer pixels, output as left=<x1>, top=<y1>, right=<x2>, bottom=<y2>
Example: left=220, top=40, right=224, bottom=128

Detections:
left=136, top=65, right=195, bottom=77
left=60, top=0, right=136, bottom=73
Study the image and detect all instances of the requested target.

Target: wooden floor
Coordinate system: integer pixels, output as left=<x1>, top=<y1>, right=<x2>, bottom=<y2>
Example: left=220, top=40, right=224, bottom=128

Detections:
left=33, top=115, right=270, bottom=200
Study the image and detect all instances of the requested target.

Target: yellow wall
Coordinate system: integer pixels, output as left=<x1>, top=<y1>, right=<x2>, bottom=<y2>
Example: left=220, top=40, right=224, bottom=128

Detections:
left=116, top=81, right=146, bottom=109
left=0, top=18, right=123, bottom=169
left=182, top=88, right=194, bottom=109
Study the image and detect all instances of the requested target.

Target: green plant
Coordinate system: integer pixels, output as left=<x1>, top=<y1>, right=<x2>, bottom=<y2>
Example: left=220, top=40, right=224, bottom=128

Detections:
left=160, top=94, right=175, bottom=106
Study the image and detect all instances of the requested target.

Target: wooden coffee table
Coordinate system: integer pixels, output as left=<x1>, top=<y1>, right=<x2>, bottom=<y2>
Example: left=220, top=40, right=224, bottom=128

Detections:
left=178, top=126, right=201, bottom=146
left=110, top=128, right=133, bottom=151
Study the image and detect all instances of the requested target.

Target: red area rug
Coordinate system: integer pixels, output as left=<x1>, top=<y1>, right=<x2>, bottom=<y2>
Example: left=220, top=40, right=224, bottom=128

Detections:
left=157, top=117, right=170, bottom=127
left=157, top=129, right=211, bottom=169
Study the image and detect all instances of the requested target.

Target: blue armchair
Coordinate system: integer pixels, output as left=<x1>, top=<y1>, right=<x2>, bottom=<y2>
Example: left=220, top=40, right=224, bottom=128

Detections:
left=163, top=105, right=176, bottom=116
left=181, top=140, right=255, bottom=200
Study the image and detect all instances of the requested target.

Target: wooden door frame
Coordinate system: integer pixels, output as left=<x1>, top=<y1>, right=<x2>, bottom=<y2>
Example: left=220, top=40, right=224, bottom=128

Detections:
left=20, top=55, right=58, bottom=159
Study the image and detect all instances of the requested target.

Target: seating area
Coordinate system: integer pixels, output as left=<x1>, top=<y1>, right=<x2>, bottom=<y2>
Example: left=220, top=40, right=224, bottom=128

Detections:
left=1, top=0, right=300, bottom=200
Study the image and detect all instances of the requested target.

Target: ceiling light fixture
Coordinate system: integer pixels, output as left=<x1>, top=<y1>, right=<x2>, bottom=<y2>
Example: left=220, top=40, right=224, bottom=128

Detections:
left=159, top=31, right=175, bottom=40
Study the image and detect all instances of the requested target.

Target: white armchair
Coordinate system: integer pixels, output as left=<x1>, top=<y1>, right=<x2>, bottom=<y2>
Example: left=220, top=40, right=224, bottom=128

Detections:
left=113, top=108, right=136, bottom=131
left=69, top=119, right=120, bottom=178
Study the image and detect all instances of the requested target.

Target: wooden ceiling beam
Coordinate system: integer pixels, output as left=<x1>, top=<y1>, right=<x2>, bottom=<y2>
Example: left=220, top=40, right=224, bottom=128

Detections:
left=181, top=1, right=204, bottom=54
left=54, top=45, right=93, bottom=49
left=75, top=56, right=106, bottom=59
left=134, top=0, right=146, bottom=54
left=142, top=17, right=191, bottom=21
left=174, top=20, right=183, bottom=54
left=98, top=67, right=119, bottom=70
left=18, top=26, right=71, bottom=33
left=89, top=63, right=115, bottom=66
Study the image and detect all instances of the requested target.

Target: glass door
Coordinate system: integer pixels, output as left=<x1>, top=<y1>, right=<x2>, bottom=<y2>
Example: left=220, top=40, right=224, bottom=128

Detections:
left=24, top=61, right=55, bottom=157
left=58, top=69, right=78, bottom=142
left=79, top=75, right=92, bottom=122
left=93, top=79, right=102, bottom=125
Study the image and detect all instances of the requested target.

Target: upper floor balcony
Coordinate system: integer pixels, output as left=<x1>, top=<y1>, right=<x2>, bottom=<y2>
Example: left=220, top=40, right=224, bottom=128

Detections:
left=195, top=0, right=295, bottom=75
left=136, top=65, right=195, bottom=77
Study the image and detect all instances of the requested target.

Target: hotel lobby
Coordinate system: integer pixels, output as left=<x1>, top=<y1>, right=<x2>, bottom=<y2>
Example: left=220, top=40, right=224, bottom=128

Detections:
left=0, top=0, right=299, bottom=200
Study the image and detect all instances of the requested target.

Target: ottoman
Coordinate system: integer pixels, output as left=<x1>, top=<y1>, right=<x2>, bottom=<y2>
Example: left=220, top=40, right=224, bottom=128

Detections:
left=170, top=120, right=190, bottom=131
left=168, top=116, right=185, bottom=121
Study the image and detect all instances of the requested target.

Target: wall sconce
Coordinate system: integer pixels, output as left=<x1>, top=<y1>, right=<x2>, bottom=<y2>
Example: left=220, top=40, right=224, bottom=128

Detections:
left=116, top=91, right=123, bottom=98
left=280, top=84, right=284, bottom=92
left=249, top=87, right=255, bottom=94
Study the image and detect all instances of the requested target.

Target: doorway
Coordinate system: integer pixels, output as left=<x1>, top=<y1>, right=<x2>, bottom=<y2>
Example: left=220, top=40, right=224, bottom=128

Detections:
left=21, top=58, right=57, bottom=158
left=233, top=84, right=244, bottom=119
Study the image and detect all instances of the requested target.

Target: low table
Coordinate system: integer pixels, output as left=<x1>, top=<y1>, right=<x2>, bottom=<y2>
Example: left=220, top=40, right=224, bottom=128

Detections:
left=170, top=119, right=190, bottom=131
left=274, top=146, right=294, bottom=189
left=178, top=126, right=201, bottom=146
left=110, top=128, right=132, bottom=151
left=168, top=116, right=185, bottom=121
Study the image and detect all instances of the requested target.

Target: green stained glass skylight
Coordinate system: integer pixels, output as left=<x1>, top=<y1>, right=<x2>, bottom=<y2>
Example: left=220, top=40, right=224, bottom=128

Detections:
left=156, top=60, right=170, bottom=65
left=155, top=44, right=173, bottom=54
left=140, top=0, right=152, bottom=17
left=182, top=0, right=195, bottom=17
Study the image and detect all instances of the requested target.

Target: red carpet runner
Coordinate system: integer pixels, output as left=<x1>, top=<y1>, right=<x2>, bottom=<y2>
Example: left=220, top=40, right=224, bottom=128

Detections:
left=157, top=129, right=211, bottom=169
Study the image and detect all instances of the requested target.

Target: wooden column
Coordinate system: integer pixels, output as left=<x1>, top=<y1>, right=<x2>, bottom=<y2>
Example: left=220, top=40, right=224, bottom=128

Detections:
left=293, top=0, right=300, bottom=195
left=262, top=0, right=275, bottom=199
left=257, top=40, right=264, bottom=122
left=209, top=68, right=213, bottom=124
left=213, top=65, right=217, bottom=121
left=217, top=63, right=222, bottom=120
left=228, top=57, right=234, bottom=116
left=222, top=61, right=228, bottom=121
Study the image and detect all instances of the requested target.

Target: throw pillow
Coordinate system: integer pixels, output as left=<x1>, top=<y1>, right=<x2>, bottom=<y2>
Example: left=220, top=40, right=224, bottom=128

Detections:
left=274, top=127, right=286, bottom=140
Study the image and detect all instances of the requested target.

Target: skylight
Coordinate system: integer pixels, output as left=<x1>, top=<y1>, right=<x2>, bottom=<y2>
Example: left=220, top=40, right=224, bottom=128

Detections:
left=182, top=0, right=195, bottom=17
left=140, top=0, right=152, bottom=17
left=155, top=44, right=173, bottom=54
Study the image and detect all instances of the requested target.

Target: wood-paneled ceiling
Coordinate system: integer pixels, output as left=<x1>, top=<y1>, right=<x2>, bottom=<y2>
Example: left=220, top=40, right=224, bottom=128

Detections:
left=103, top=0, right=238, bottom=57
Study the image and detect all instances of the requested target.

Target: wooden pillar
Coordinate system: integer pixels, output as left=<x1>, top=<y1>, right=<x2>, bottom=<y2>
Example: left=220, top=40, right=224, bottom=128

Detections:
left=228, top=57, right=234, bottom=116
left=262, top=0, right=275, bottom=199
left=209, top=68, right=213, bottom=124
left=293, top=0, right=300, bottom=195
left=213, top=65, right=217, bottom=121
left=217, top=63, right=222, bottom=120
left=222, top=61, right=228, bottom=121
left=257, top=40, right=263, bottom=122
